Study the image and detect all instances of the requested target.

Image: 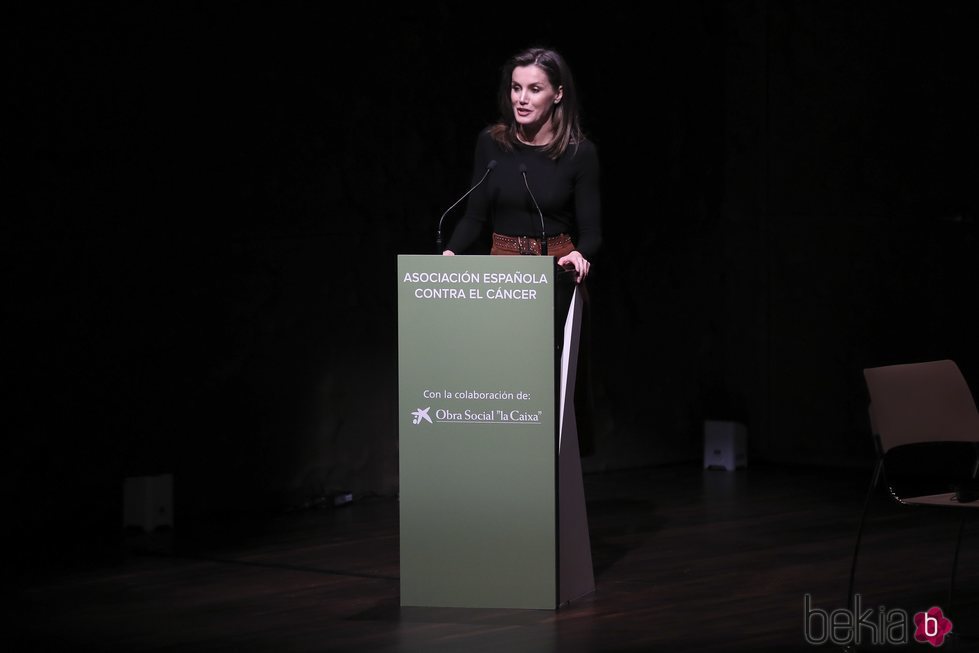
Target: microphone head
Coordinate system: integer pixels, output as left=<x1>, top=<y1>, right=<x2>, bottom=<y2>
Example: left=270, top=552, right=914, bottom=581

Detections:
left=518, top=163, right=527, bottom=174
left=487, top=160, right=498, bottom=171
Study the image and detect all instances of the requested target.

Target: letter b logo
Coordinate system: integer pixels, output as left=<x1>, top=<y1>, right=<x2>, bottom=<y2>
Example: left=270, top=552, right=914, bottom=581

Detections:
left=914, top=607, right=952, bottom=646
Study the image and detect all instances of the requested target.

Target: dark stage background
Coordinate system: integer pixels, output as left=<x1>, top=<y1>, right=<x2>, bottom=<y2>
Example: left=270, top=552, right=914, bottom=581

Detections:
left=7, top=1, right=978, bottom=576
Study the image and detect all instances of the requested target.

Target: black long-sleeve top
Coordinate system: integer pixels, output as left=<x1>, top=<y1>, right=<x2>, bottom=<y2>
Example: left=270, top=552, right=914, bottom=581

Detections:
left=446, top=129, right=602, bottom=258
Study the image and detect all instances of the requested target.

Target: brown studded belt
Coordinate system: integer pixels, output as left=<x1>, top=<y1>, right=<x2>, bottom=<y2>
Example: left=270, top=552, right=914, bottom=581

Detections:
left=491, top=232, right=573, bottom=256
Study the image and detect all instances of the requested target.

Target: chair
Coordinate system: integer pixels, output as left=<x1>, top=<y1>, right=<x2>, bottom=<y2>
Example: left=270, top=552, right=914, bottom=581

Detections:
left=848, top=360, right=979, bottom=613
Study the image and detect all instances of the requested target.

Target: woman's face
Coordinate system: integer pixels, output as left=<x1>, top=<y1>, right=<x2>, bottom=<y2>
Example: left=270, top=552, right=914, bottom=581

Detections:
left=510, top=65, right=563, bottom=131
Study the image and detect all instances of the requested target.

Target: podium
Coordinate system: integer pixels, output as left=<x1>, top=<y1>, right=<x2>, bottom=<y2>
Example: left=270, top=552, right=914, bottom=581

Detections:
left=397, top=255, right=594, bottom=609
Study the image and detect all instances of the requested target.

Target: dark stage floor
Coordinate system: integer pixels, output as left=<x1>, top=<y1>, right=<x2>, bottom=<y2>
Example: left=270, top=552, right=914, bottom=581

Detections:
left=13, top=463, right=979, bottom=652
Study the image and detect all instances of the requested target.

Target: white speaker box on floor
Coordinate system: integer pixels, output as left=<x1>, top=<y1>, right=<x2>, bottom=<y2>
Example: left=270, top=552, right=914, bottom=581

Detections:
left=703, top=420, right=747, bottom=471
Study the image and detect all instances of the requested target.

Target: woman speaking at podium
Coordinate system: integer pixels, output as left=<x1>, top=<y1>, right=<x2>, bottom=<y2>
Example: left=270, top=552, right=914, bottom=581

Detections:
left=441, top=46, right=602, bottom=284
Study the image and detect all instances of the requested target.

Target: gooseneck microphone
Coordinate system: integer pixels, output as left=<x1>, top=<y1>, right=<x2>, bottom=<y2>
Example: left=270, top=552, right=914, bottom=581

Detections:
left=518, top=163, right=548, bottom=255
left=436, top=160, right=497, bottom=252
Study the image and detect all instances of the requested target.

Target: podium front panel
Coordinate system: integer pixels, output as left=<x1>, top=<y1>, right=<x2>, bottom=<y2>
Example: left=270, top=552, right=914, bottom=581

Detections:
left=398, top=255, right=556, bottom=609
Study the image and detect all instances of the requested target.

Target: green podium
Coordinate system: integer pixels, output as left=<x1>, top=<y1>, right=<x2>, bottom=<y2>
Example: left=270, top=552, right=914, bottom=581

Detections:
left=397, top=255, right=594, bottom=609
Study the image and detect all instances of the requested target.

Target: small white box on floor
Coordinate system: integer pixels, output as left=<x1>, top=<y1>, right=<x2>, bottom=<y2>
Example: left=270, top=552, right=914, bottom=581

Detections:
left=124, top=474, right=174, bottom=531
left=703, top=421, right=747, bottom=471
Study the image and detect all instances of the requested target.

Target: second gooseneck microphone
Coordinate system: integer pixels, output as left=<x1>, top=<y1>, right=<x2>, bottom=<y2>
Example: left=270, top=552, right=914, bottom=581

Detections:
left=518, top=163, right=548, bottom=256
left=436, top=160, right=497, bottom=252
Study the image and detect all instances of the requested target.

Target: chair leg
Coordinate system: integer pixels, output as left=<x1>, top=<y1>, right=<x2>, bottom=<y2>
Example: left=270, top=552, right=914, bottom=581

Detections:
left=953, top=454, right=979, bottom=613
left=847, top=460, right=882, bottom=612
left=949, top=513, right=966, bottom=611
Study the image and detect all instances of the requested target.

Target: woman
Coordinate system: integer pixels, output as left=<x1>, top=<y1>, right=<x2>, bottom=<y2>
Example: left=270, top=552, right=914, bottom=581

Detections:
left=443, top=46, right=601, bottom=284
left=444, top=46, right=601, bottom=455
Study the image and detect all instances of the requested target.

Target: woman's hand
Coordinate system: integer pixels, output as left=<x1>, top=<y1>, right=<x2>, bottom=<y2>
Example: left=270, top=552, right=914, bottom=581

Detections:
left=442, top=250, right=455, bottom=256
left=557, top=250, right=590, bottom=283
